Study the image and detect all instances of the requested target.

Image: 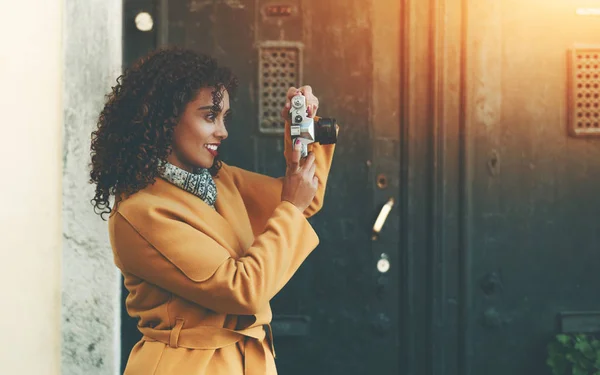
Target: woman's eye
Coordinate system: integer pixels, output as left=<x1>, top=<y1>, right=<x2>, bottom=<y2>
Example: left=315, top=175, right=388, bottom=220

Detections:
left=205, top=113, right=217, bottom=122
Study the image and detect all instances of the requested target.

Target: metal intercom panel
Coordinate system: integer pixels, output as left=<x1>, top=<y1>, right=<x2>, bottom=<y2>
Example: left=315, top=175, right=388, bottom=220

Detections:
left=258, top=41, right=303, bottom=134
left=568, top=46, right=600, bottom=137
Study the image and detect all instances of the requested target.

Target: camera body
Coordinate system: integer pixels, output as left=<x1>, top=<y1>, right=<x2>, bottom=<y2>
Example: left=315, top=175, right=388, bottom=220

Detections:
left=289, top=94, right=337, bottom=158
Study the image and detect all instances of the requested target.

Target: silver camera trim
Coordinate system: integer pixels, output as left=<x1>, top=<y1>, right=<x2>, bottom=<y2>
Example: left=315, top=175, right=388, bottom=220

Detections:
left=289, top=94, right=314, bottom=157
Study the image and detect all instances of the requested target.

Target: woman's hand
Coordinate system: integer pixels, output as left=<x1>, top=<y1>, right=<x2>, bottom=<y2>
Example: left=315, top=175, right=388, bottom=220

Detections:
left=281, top=139, right=318, bottom=212
left=280, top=85, right=339, bottom=134
left=281, top=85, right=319, bottom=120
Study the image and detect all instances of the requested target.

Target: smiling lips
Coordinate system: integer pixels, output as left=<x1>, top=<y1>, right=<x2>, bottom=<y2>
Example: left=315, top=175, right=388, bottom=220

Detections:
left=205, top=143, right=219, bottom=157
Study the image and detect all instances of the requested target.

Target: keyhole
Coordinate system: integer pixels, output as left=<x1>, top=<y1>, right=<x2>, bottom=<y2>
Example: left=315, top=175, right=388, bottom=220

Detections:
left=376, top=174, right=388, bottom=189
left=487, top=150, right=501, bottom=176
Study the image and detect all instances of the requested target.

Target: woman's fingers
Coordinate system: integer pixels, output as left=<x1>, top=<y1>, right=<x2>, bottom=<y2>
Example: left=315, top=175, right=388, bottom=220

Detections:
left=301, top=151, right=316, bottom=172
left=288, top=86, right=300, bottom=99
left=281, top=85, right=319, bottom=119
left=306, top=159, right=317, bottom=180
left=299, top=85, right=318, bottom=118
left=299, top=85, right=312, bottom=96
left=281, top=102, right=290, bottom=120
left=287, top=139, right=302, bottom=173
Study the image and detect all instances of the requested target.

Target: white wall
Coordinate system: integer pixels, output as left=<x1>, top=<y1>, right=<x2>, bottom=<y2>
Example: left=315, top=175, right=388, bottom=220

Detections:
left=62, top=0, right=123, bottom=374
left=0, top=1, right=64, bottom=374
left=0, top=1, right=123, bottom=374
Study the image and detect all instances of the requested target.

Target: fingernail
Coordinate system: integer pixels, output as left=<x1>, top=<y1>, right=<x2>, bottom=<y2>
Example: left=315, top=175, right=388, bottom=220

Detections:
left=295, top=139, right=301, bottom=148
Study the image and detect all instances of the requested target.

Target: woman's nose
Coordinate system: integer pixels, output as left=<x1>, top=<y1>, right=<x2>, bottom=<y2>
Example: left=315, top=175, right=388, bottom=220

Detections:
left=216, top=120, right=228, bottom=140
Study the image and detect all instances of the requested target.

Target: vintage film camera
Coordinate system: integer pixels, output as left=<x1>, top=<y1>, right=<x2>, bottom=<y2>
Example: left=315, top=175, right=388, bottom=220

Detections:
left=289, top=94, right=337, bottom=158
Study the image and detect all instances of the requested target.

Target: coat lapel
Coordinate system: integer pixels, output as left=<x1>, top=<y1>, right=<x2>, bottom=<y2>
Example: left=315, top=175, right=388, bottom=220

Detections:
left=214, top=174, right=255, bottom=254
left=151, top=178, right=244, bottom=258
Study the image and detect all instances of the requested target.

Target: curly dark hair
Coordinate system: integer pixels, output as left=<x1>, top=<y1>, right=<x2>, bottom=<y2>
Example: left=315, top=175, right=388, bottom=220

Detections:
left=90, top=47, right=238, bottom=218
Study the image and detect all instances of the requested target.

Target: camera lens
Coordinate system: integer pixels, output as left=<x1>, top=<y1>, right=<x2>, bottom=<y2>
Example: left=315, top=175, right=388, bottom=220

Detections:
left=314, top=117, right=337, bottom=145
left=294, top=115, right=303, bottom=123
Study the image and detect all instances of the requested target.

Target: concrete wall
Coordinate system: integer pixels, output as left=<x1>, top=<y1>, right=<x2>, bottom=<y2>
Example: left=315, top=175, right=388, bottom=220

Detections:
left=0, top=1, right=64, bottom=374
left=61, top=1, right=122, bottom=374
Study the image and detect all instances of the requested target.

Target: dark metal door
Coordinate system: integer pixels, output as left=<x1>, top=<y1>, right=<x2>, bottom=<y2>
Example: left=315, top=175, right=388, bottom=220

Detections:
left=400, top=0, right=600, bottom=374
left=121, top=0, right=403, bottom=374
left=458, top=1, right=600, bottom=374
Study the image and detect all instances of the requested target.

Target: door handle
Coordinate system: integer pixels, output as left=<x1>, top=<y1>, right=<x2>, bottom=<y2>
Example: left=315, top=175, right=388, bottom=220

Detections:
left=372, top=197, right=394, bottom=241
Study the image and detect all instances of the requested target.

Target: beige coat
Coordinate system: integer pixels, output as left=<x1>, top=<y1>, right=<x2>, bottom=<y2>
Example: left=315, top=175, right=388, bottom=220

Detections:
left=109, top=125, right=336, bottom=375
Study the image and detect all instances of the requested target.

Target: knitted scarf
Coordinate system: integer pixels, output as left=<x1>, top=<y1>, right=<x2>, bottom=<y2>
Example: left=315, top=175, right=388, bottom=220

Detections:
left=159, top=162, right=217, bottom=209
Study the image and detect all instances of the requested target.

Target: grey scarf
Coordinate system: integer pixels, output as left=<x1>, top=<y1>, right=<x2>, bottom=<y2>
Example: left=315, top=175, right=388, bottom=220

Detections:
left=159, top=162, right=217, bottom=209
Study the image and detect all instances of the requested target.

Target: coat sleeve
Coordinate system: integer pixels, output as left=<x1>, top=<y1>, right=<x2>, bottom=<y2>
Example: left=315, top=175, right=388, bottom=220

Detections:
left=226, top=119, right=336, bottom=235
left=110, top=201, right=319, bottom=315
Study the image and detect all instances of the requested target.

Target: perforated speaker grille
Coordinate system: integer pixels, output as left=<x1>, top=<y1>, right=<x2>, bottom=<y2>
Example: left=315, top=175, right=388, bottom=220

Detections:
left=569, top=46, right=600, bottom=136
left=258, top=42, right=303, bottom=134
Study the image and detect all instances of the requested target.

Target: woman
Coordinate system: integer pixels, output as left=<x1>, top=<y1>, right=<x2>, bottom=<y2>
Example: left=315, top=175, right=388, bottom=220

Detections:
left=90, top=47, right=336, bottom=374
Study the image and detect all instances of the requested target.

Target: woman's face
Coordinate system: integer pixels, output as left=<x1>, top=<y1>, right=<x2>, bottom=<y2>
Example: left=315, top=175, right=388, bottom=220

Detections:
left=167, top=87, right=230, bottom=172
